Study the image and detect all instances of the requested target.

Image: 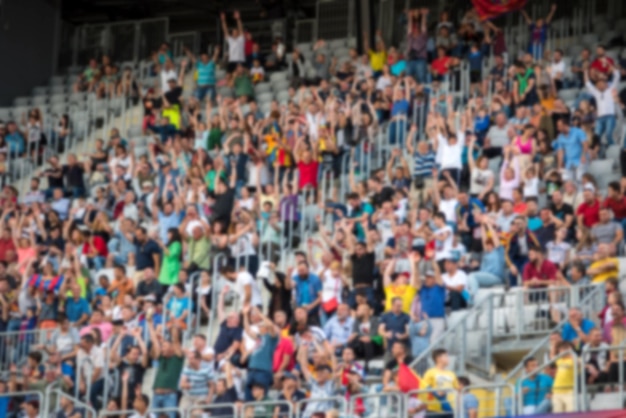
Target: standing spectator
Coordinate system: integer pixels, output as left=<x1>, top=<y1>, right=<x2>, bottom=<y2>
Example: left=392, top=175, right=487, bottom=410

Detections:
left=422, top=349, right=457, bottom=417
left=243, top=306, right=278, bottom=401
left=186, top=46, right=220, bottom=103
left=405, top=9, right=429, bottom=83
left=584, top=64, right=620, bottom=145
left=148, top=321, right=184, bottom=418
left=379, top=297, right=410, bottom=353
left=348, top=303, right=383, bottom=360
left=519, top=357, right=553, bottom=415
left=221, top=11, right=246, bottom=74
left=552, top=341, right=575, bottom=413
left=179, top=350, right=214, bottom=410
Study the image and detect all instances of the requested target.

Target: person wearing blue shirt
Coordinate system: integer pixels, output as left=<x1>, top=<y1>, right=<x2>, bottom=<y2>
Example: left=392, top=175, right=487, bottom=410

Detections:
left=64, top=284, right=91, bottom=326
left=553, top=118, right=587, bottom=181
left=243, top=306, right=279, bottom=401
left=166, top=284, right=190, bottom=326
left=186, top=47, right=220, bottom=102
left=389, top=82, right=411, bottom=146
left=419, top=266, right=447, bottom=342
left=468, top=222, right=506, bottom=302
left=5, top=122, right=25, bottom=156
left=456, top=193, right=485, bottom=250
left=519, top=357, right=553, bottom=415
left=458, top=376, right=479, bottom=418
left=379, top=297, right=411, bottom=352
left=153, top=199, right=184, bottom=244
left=287, top=262, right=322, bottom=321
left=561, top=307, right=595, bottom=347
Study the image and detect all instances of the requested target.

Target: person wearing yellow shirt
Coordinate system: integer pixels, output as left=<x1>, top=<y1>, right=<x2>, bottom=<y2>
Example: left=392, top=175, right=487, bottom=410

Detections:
left=421, top=348, right=458, bottom=416
left=587, top=243, right=619, bottom=284
left=552, top=341, right=576, bottom=413
left=382, top=257, right=419, bottom=313
left=363, top=29, right=387, bottom=77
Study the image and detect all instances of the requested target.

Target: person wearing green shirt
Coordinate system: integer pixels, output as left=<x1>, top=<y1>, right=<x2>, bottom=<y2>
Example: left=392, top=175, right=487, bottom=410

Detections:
left=157, top=228, right=182, bottom=286
left=148, top=317, right=184, bottom=418
left=232, top=64, right=255, bottom=99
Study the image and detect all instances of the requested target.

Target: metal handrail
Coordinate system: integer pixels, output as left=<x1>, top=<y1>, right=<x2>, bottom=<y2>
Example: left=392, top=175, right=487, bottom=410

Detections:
left=460, top=383, right=516, bottom=418
left=579, top=339, right=626, bottom=411
left=295, top=396, right=346, bottom=418
left=503, top=283, right=606, bottom=382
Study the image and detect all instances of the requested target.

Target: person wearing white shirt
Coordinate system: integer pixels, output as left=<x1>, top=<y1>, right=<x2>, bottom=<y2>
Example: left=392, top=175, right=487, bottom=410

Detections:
left=221, top=10, right=246, bottom=72
left=550, top=49, right=566, bottom=90
left=432, top=212, right=454, bottom=262
left=434, top=132, right=463, bottom=185
left=585, top=66, right=620, bottom=145
left=221, top=265, right=263, bottom=308
left=160, top=60, right=178, bottom=93
left=441, top=258, right=468, bottom=310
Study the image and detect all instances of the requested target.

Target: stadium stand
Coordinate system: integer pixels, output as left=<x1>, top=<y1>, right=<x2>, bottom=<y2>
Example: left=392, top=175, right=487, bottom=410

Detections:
left=1, top=0, right=626, bottom=417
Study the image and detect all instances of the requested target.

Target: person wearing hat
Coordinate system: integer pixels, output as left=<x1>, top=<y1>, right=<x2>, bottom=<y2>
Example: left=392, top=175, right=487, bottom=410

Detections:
left=412, top=254, right=447, bottom=343
left=274, top=372, right=306, bottom=418
left=298, top=346, right=337, bottom=418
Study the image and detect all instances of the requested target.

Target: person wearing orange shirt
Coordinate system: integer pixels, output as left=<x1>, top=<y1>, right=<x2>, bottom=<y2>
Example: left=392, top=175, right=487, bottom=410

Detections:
left=108, top=265, right=135, bottom=305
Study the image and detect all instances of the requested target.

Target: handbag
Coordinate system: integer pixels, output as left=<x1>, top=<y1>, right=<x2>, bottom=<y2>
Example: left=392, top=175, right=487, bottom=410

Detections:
left=321, top=277, right=340, bottom=313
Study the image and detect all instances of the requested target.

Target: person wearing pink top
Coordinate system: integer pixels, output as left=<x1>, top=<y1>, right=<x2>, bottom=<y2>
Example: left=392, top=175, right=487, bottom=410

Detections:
left=499, top=146, right=520, bottom=201
left=79, top=309, right=114, bottom=342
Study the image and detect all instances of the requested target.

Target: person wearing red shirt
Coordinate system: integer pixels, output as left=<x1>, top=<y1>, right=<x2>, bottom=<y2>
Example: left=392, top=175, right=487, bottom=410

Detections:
left=430, top=47, right=457, bottom=80
left=603, top=181, right=626, bottom=230
left=522, top=246, right=563, bottom=321
left=295, top=139, right=319, bottom=190
left=0, top=226, right=16, bottom=263
left=576, top=184, right=600, bottom=228
left=82, top=230, right=108, bottom=270
left=522, top=246, right=558, bottom=290
left=590, top=45, right=615, bottom=78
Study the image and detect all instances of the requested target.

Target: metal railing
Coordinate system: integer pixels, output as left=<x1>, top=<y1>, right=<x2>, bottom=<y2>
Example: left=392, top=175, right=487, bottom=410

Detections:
left=53, top=389, right=98, bottom=418
left=0, top=390, right=44, bottom=417
left=462, top=383, right=516, bottom=418
left=410, top=283, right=604, bottom=377
left=0, top=328, right=55, bottom=370
left=579, top=340, right=626, bottom=411
left=504, top=283, right=606, bottom=382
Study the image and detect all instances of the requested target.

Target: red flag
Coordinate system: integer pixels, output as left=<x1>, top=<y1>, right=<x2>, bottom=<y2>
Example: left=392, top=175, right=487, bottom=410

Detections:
left=472, top=0, right=527, bottom=21
left=397, top=363, right=421, bottom=393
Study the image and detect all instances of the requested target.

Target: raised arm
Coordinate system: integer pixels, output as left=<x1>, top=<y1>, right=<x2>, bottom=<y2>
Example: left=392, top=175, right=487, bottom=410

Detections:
left=546, top=4, right=557, bottom=24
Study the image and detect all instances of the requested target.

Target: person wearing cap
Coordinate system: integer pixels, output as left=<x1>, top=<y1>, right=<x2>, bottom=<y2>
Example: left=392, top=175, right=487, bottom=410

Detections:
left=576, top=182, right=600, bottom=229
left=297, top=344, right=337, bottom=417
left=413, top=253, right=447, bottom=343
left=274, top=371, right=306, bottom=418
left=381, top=258, right=419, bottom=315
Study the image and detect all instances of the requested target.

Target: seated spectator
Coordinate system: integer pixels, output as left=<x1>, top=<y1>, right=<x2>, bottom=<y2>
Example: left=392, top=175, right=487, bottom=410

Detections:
left=323, top=303, right=354, bottom=355
left=348, top=303, right=383, bottom=360
left=591, top=207, right=623, bottom=249
left=587, top=243, right=618, bottom=284
left=582, top=328, right=609, bottom=385
left=561, top=308, right=594, bottom=349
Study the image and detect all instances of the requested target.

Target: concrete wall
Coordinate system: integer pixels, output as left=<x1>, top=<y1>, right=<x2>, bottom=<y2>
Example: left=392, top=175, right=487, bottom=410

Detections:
left=0, top=0, right=61, bottom=106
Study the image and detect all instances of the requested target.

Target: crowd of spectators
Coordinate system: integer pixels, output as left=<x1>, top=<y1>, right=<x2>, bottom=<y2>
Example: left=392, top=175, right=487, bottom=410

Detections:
left=1, top=3, right=626, bottom=418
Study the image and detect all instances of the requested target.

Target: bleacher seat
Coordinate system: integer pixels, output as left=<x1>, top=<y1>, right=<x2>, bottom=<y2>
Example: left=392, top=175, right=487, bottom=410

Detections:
left=254, top=82, right=272, bottom=94
left=14, top=97, right=31, bottom=107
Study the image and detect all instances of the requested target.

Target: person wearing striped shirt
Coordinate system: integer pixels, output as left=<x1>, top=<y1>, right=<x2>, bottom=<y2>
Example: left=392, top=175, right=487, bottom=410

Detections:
left=178, top=350, right=214, bottom=411
left=407, top=131, right=436, bottom=205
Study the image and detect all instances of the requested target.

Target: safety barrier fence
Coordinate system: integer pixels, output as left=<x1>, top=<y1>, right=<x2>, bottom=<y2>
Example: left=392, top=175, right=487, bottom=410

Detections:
left=411, top=283, right=605, bottom=377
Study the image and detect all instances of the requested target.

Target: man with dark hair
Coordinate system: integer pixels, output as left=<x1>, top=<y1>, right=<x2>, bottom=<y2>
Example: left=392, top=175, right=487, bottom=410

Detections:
left=457, top=376, right=479, bottom=418
left=603, top=181, right=626, bottom=232
left=554, top=116, right=588, bottom=182
left=519, top=356, right=553, bottom=414
left=133, top=226, right=161, bottom=277
left=422, top=348, right=457, bottom=418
